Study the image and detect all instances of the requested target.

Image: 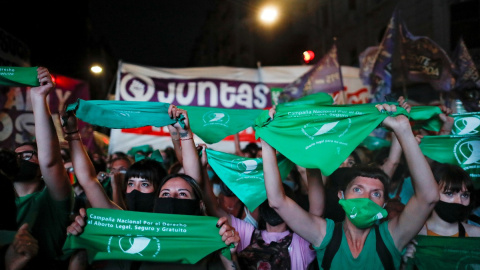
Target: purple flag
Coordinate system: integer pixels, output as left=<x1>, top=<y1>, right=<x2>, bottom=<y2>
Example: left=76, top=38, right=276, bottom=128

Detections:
left=359, top=46, right=380, bottom=86
left=452, top=38, right=480, bottom=112
left=370, top=9, right=399, bottom=103
left=452, top=38, right=480, bottom=89
left=278, top=44, right=343, bottom=104
left=398, top=20, right=455, bottom=92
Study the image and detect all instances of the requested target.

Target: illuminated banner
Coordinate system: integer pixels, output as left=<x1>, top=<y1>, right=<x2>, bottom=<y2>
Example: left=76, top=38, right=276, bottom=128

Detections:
left=0, top=74, right=90, bottom=150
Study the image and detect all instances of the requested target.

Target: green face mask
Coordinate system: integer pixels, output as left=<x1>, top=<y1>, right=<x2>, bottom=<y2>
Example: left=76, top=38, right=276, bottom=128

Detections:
left=338, top=198, right=388, bottom=229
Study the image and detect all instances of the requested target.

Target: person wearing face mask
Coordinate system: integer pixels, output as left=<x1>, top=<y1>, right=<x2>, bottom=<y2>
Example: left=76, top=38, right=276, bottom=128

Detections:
left=261, top=102, right=439, bottom=270
left=63, top=105, right=240, bottom=269
left=13, top=67, right=74, bottom=269
left=420, top=162, right=479, bottom=237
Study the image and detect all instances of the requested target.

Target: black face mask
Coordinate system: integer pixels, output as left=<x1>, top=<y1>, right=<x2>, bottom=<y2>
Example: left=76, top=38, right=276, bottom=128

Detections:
left=434, top=200, right=470, bottom=223
left=153, top=197, right=202, bottom=216
left=125, top=190, right=156, bottom=212
left=259, top=201, right=284, bottom=226
left=15, top=160, right=40, bottom=182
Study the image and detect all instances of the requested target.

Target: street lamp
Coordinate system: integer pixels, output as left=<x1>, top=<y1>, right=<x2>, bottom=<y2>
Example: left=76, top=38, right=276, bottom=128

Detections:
left=90, top=65, right=103, bottom=74
left=259, top=5, right=279, bottom=24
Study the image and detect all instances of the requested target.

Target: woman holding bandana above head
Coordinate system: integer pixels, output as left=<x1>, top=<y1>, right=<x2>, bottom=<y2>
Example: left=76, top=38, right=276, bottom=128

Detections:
left=261, top=102, right=439, bottom=270
left=63, top=106, right=240, bottom=270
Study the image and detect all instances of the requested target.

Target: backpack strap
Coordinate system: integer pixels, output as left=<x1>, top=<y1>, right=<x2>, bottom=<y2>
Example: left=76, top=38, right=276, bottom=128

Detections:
left=321, top=222, right=343, bottom=270
left=374, top=225, right=395, bottom=270
left=458, top=222, right=466, bottom=238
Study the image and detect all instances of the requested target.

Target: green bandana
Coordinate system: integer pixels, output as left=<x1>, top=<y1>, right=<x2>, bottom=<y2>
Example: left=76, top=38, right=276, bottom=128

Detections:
left=135, top=149, right=164, bottom=163
left=451, top=112, right=480, bottom=136
left=62, top=208, right=230, bottom=264
left=0, top=66, right=40, bottom=87
left=338, top=198, right=388, bottom=229
left=254, top=104, right=408, bottom=176
left=405, top=235, right=480, bottom=270
left=178, top=106, right=264, bottom=144
left=408, top=106, right=443, bottom=132
left=128, top=144, right=154, bottom=156
left=276, top=92, right=334, bottom=108
left=419, top=135, right=480, bottom=188
left=206, top=149, right=294, bottom=211
left=360, top=135, right=392, bottom=151
left=66, top=99, right=185, bottom=129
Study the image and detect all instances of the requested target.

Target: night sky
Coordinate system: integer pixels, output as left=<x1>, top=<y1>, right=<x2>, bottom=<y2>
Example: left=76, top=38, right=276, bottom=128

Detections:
left=0, top=1, right=216, bottom=81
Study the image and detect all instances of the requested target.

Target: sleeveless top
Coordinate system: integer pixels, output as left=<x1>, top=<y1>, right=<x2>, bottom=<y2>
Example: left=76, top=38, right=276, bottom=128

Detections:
left=238, top=229, right=293, bottom=270
left=426, top=222, right=469, bottom=237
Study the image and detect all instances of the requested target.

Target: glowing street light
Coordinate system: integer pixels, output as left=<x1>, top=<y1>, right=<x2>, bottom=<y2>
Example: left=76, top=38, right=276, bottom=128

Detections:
left=90, top=65, right=103, bottom=74
left=259, top=6, right=279, bottom=24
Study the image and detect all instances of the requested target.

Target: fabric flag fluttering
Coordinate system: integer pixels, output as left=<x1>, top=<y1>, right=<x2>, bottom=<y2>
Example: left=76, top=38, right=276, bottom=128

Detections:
left=206, top=149, right=294, bottom=211
left=451, top=37, right=480, bottom=112
left=277, top=44, right=343, bottom=104
left=419, top=135, right=480, bottom=188
left=62, top=208, right=231, bottom=264
left=398, top=18, right=455, bottom=92
left=451, top=112, right=480, bottom=136
left=358, top=46, right=380, bottom=86
left=404, top=235, right=480, bottom=270
left=370, top=8, right=399, bottom=103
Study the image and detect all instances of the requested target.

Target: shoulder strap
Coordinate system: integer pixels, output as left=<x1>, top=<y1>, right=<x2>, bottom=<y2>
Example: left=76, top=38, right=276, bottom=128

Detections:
left=458, top=222, right=466, bottom=238
left=321, top=222, right=343, bottom=270
left=374, top=225, right=395, bottom=270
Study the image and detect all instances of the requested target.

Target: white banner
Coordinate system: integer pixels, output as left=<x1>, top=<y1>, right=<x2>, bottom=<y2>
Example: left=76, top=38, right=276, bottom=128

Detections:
left=108, top=61, right=370, bottom=155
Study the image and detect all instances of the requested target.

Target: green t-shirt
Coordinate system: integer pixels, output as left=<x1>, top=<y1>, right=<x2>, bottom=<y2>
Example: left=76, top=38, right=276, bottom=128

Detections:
left=16, top=187, right=74, bottom=262
left=313, top=219, right=402, bottom=270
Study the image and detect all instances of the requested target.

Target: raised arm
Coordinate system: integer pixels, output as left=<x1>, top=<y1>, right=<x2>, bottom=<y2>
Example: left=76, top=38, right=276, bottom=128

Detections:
left=62, top=111, right=120, bottom=210
left=377, top=104, right=439, bottom=250
left=29, top=67, right=71, bottom=200
left=261, top=137, right=327, bottom=247
left=168, top=105, right=201, bottom=183
left=306, top=168, right=325, bottom=217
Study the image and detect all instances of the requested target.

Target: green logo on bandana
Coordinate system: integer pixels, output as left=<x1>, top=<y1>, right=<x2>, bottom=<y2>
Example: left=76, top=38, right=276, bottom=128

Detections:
left=112, top=236, right=161, bottom=257
left=232, top=158, right=259, bottom=175
left=453, top=115, right=480, bottom=135
left=454, top=137, right=480, bottom=166
left=202, top=111, right=230, bottom=127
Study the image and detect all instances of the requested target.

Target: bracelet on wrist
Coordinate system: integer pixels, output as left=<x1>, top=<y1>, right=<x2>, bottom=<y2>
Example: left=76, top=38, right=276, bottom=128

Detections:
left=64, top=133, right=81, bottom=141
left=64, top=130, right=79, bottom=135
left=180, top=137, right=193, bottom=141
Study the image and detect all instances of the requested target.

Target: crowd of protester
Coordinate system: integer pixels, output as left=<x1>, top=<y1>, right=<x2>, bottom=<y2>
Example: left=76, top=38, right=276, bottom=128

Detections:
left=0, top=67, right=479, bottom=270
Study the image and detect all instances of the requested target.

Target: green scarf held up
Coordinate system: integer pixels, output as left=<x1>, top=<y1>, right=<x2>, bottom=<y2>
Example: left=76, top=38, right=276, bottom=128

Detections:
left=419, top=135, right=480, bottom=188
left=451, top=111, right=480, bottom=136
left=65, top=99, right=185, bottom=129
left=404, top=235, right=480, bottom=270
left=179, top=106, right=264, bottom=144
left=0, top=66, right=40, bottom=87
left=408, top=106, right=443, bottom=132
left=254, top=104, right=408, bottom=176
left=62, top=208, right=231, bottom=264
left=206, top=149, right=294, bottom=211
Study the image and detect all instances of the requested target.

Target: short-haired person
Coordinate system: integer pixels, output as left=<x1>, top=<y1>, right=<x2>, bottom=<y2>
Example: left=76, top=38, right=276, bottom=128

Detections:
left=261, top=103, right=439, bottom=269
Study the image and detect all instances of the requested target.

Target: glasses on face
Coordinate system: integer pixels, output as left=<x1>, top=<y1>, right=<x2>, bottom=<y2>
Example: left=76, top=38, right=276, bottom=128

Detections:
left=16, top=150, right=37, bottom=161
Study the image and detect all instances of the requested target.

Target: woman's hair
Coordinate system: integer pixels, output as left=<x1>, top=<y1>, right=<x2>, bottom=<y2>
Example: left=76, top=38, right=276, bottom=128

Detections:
left=432, top=162, right=474, bottom=202
left=125, top=159, right=167, bottom=193
left=339, top=165, right=390, bottom=195
left=158, top=173, right=204, bottom=202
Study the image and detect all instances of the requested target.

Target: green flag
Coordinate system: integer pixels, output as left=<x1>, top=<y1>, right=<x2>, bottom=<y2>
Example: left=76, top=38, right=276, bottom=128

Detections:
left=66, top=99, right=185, bottom=129
left=0, top=66, right=40, bottom=87
left=62, top=208, right=230, bottom=264
left=405, top=235, right=480, bottom=270
left=254, top=104, right=408, bottom=176
left=451, top=112, right=480, bottom=136
left=178, top=106, right=263, bottom=144
left=206, top=149, right=294, bottom=211
left=419, top=135, right=480, bottom=188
